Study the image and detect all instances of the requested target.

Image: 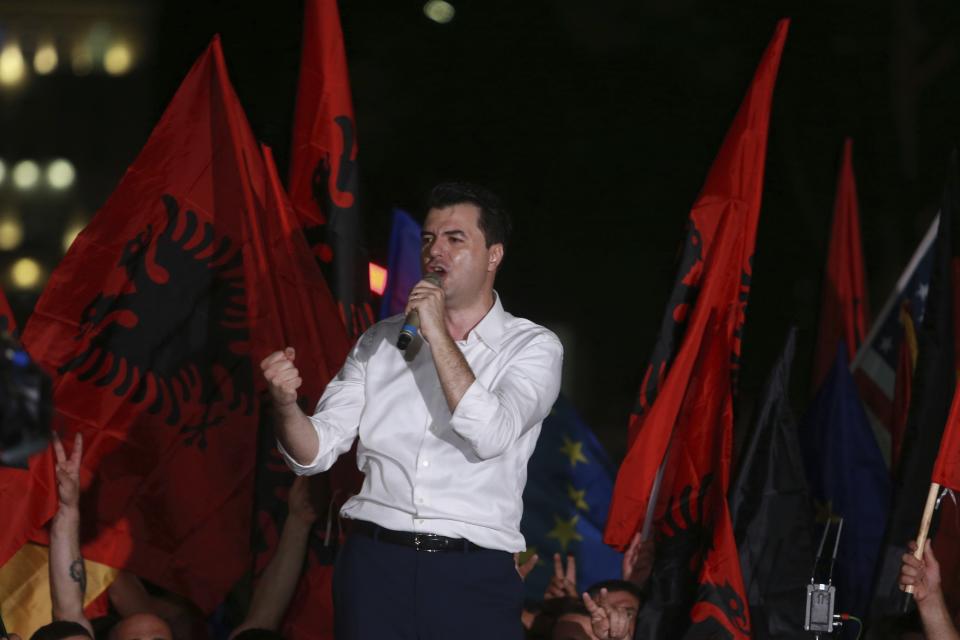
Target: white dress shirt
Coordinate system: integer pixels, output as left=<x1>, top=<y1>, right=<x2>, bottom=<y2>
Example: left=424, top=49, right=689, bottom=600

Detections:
left=279, top=294, right=563, bottom=552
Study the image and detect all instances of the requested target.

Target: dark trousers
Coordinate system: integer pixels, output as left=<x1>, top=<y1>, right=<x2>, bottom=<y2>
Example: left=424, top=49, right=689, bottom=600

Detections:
left=333, top=529, right=525, bottom=639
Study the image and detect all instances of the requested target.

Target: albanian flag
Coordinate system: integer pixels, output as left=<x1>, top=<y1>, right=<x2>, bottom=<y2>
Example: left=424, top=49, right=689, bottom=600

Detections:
left=606, top=20, right=789, bottom=639
left=19, top=36, right=345, bottom=613
left=289, top=0, right=373, bottom=340
left=811, top=138, right=870, bottom=392
left=249, top=145, right=351, bottom=640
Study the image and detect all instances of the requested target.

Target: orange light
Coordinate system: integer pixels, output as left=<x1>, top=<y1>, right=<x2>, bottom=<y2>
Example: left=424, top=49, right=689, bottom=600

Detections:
left=369, top=262, right=388, bottom=295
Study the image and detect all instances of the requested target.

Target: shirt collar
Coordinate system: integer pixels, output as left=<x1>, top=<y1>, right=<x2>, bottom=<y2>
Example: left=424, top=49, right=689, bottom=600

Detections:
left=466, top=291, right=507, bottom=352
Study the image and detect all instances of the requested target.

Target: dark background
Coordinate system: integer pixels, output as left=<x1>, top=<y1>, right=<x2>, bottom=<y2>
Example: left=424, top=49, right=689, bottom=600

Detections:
left=2, top=0, right=959, bottom=460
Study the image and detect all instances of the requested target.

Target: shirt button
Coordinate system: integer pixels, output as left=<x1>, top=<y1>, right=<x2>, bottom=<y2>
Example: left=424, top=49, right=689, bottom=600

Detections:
left=422, top=460, right=430, bottom=467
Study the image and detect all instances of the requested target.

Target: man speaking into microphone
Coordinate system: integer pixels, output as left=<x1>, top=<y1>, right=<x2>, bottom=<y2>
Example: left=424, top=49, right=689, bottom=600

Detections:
left=261, top=182, right=563, bottom=640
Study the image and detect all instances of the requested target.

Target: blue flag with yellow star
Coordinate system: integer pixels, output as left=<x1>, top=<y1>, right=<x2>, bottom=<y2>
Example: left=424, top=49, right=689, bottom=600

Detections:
left=520, top=393, right=623, bottom=598
left=799, top=344, right=891, bottom=620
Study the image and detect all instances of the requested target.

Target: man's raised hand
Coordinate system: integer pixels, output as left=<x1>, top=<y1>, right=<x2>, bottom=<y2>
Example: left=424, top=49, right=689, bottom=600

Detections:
left=583, top=589, right=631, bottom=640
left=900, top=539, right=942, bottom=604
left=544, top=553, right=578, bottom=600
left=53, top=433, right=82, bottom=510
left=261, top=348, right=302, bottom=408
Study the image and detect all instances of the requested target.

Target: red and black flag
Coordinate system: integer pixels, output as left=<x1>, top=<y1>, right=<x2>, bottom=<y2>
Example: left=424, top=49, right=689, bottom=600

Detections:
left=18, top=36, right=316, bottom=613
left=605, top=20, right=789, bottom=639
left=248, top=145, right=351, bottom=640
left=289, top=0, right=372, bottom=340
left=811, top=138, right=870, bottom=392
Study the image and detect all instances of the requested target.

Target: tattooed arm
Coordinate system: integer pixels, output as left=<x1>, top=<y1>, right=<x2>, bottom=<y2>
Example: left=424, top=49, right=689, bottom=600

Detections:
left=49, top=433, right=93, bottom=637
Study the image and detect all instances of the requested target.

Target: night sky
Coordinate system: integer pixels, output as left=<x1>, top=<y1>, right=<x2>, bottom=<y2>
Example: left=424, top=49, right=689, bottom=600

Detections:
left=4, top=0, right=960, bottom=460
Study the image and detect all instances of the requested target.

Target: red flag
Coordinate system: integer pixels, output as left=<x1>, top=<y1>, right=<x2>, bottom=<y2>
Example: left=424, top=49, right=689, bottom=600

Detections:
left=931, top=378, right=960, bottom=490
left=250, top=145, right=350, bottom=640
left=811, top=138, right=870, bottom=391
left=289, top=0, right=373, bottom=340
left=20, top=36, right=294, bottom=612
left=609, top=20, right=789, bottom=544
left=606, top=21, right=789, bottom=638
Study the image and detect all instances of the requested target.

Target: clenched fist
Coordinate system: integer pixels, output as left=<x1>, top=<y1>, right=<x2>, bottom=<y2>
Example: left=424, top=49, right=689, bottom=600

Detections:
left=261, top=348, right=302, bottom=408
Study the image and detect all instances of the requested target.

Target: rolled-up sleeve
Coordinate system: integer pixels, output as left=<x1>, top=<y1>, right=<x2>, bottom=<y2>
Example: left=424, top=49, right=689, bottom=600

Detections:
left=449, top=335, right=563, bottom=460
left=277, top=342, right=367, bottom=475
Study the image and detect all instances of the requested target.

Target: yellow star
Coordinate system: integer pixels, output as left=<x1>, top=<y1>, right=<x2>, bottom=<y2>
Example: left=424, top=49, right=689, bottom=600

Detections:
left=547, top=514, right=584, bottom=552
left=559, top=436, right=588, bottom=468
left=567, top=484, right=589, bottom=512
left=814, top=500, right=842, bottom=524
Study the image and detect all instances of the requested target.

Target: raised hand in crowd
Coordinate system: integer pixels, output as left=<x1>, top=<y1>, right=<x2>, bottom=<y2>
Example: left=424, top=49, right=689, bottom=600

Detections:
left=230, top=474, right=321, bottom=640
left=621, top=531, right=654, bottom=588
left=49, top=433, right=94, bottom=638
left=900, top=539, right=959, bottom=640
left=516, top=551, right=539, bottom=581
left=582, top=589, right=631, bottom=640
left=545, top=553, right=578, bottom=600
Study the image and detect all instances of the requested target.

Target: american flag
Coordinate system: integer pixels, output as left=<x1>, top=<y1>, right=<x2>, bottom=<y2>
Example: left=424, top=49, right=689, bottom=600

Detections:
left=851, top=215, right=938, bottom=468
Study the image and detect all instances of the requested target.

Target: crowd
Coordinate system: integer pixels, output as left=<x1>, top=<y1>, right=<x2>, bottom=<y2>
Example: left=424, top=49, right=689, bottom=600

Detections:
left=3, top=428, right=957, bottom=640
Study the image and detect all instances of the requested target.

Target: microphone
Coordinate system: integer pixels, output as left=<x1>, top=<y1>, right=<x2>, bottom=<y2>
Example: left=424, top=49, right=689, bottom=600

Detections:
left=397, top=273, right=442, bottom=350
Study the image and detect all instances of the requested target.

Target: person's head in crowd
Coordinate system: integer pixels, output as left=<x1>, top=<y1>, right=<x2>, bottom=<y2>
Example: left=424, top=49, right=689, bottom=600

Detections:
left=550, top=598, right=597, bottom=640
left=230, top=630, right=285, bottom=640
left=585, top=579, right=642, bottom=617
left=29, top=621, right=92, bottom=640
left=108, top=613, right=173, bottom=640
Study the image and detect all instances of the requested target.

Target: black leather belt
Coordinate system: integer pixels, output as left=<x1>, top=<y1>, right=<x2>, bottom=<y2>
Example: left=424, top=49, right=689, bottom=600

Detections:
left=353, top=520, right=485, bottom=553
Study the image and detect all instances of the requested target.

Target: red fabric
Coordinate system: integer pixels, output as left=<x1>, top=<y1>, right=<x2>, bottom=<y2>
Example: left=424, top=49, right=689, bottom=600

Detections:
left=277, top=2, right=369, bottom=634
left=0, top=287, right=16, bottom=336
left=252, top=146, right=349, bottom=640
left=932, top=378, right=960, bottom=490
left=18, top=37, right=337, bottom=613
left=288, top=0, right=355, bottom=229
left=288, top=0, right=372, bottom=340
left=606, top=21, right=788, bottom=637
left=609, top=19, right=789, bottom=546
left=651, top=310, right=750, bottom=639
left=811, top=138, right=871, bottom=391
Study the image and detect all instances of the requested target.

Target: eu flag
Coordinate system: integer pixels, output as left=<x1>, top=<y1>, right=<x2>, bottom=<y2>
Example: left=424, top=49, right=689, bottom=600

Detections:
left=799, top=345, right=891, bottom=619
left=379, top=208, right=423, bottom=320
left=520, top=394, right=623, bottom=598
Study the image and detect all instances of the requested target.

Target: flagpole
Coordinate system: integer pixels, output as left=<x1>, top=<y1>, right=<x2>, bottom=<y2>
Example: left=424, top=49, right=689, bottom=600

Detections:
left=850, top=214, right=939, bottom=371
left=905, top=482, right=941, bottom=595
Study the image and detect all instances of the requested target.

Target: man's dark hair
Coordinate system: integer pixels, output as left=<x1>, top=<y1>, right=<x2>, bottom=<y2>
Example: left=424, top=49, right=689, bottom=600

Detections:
left=585, top=579, right=643, bottom=601
left=29, top=621, right=92, bottom=640
left=426, top=182, right=512, bottom=249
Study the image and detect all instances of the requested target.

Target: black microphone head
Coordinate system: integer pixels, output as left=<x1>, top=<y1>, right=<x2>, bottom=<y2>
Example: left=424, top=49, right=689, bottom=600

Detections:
left=397, top=329, right=414, bottom=350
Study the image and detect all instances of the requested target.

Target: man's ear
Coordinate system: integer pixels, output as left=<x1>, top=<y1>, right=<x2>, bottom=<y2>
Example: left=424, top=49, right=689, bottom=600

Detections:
left=488, top=243, right=504, bottom=272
